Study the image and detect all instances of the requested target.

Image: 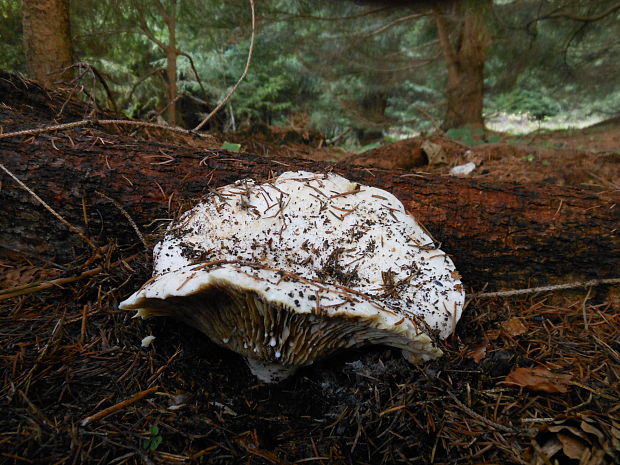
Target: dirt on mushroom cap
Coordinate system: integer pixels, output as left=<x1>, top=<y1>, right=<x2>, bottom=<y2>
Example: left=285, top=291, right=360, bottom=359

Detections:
left=120, top=171, right=464, bottom=381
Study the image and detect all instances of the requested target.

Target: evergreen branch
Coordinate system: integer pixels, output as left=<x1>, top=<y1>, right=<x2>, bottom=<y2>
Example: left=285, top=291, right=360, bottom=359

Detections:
left=193, top=0, right=256, bottom=132
left=262, top=6, right=392, bottom=23
left=542, top=2, right=620, bottom=22
left=177, top=50, right=208, bottom=101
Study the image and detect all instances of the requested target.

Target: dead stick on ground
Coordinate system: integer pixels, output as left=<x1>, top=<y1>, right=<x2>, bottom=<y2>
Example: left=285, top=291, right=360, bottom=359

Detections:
left=0, top=255, right=138, bottom=301
left=582, top=286, right=592, bottom=331
left=473, top=277, right=620, bottom=299
left=97, top=190, right=149, bottom=250
left=0, top=119, right=210, bottom=140
left=80, top=386, right=159, bottom=427
left=446, top=391, right=516, bottom=434
left=0, top=163, right=97, bottom=250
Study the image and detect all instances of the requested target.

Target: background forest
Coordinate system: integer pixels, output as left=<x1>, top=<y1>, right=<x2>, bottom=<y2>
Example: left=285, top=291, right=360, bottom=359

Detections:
left=2, top=0, right=620, bottom=146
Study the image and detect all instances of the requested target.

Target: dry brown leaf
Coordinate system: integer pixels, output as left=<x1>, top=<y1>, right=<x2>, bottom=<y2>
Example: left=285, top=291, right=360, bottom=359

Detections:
left=538, top=437, right=563, bottom=459
left=557, top=432, right=588, bottom=460
left=0, top=265, right=62, bottom=288
left=501, top=317, right=527, bottom=336
left=531, top=415, right=619, bottom=465
left=502, top=367, right=572, bottom=393
left=485, top=329, right=501, bottom=341
left=468, top=341, right=489, bottom=363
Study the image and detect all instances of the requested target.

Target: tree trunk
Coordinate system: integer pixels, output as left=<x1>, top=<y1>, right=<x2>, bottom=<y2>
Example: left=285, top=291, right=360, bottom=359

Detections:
left=434, top=3, right=489, bottom=130
left=22, top=0, right=74, bottom=86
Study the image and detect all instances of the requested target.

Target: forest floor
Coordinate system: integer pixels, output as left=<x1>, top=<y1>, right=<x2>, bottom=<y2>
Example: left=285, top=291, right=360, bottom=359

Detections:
left=1, top=78, right=619, bottom=465
left=222, top=118, right=620, bottom=190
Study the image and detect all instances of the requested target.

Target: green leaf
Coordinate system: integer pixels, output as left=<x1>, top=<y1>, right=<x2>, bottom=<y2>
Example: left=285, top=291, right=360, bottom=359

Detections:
left=357, top=141, right=382, bottom=153
left=149, top=435, right=163, bottom=451
left=221, top=141, right=241, bottom=153
left=150, top=425, right=159, bottom=435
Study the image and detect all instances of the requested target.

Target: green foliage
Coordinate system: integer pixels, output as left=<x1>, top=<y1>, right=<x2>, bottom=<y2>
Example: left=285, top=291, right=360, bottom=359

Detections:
left=0, top=1, right=23, bottom=71
left=143, top=425, right=162, bottom=452
left=489, top=88, right=561, bottom=120
left=357, top=141, right=383, bottom=153
left=220, top=141, right=241, bottom=152
left=446, top=126, right=485, bottom=146
left=445, top=126, right=502, bottom=146
left=0, top=0, right=618, bottom=136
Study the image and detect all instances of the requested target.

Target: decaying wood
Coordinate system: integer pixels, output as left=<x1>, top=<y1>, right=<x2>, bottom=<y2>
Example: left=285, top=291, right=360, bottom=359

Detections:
left=0, top=72, right=618, bottom=293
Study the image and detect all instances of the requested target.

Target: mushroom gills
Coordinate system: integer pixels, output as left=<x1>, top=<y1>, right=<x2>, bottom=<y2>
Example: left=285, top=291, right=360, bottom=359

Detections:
left=120, top=171, right=465, bottom=382
left=133, top=285, right=432, bottom=383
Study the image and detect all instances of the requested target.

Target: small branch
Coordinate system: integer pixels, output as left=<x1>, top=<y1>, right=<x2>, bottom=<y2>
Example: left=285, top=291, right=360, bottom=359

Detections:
left=473, top=277, right=620, bottom=299
left=97, top=191, right=149, bottom=250
left=68, top=62, right=119, bottom=114
left=582, top=286, right=592, bottom=331
left=0, top=119, right=210, bottom=140
left=350, top=13, right=426, bottom=39
left=0, top=255, right=138, bottom=302
left=177, top=50, right=208, bottom=99
left=137, top=9, right=166, bottom=51
left=0, top=163, right=97, bottom=250
left=80, top=386, right=159, bottom=427
left=446, top=390, right=516, bottom=434
left=193, top=0, right=256, bottom=132
left=264, top=5, right=392, bottom=23
left=541, top=2, right=620, bottom=22
left=127, top=67, right=166, bottom=103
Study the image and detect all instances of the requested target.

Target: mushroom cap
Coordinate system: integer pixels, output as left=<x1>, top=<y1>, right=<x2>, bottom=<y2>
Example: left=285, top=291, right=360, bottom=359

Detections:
left=119, top=171, right=464, bottom=382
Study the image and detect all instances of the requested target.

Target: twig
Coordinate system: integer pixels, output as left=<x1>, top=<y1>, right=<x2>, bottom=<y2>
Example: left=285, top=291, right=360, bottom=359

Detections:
left=582, top=286, right=592, bottom=331
left=80, top=386, right=159, bottom=426
left=0, top=254, right=138, bottom=301
left=193, top=0, right=256, bottom=131
left=446, top=391, right=516, bottom=434
left=64, top=61, right=119, bottom=114
left=0, top=163, right=97, bottom=250
left=472, top=277, right=620, bottom=299
left=97, top=191, right=149, bottom=250
left=0, top=118, right=209, bottom=140
left=178, top=50, right=208, bottom=99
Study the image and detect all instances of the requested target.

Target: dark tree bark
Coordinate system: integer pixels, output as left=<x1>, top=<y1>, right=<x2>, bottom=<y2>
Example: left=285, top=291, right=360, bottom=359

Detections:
left=434, top=2, right=490, bottom=129
left=22, top=0, right=74, bottom=86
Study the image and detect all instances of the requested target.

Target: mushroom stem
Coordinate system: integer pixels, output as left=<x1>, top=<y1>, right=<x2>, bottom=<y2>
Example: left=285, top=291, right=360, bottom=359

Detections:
left=245, top=358, right=298, bottom=383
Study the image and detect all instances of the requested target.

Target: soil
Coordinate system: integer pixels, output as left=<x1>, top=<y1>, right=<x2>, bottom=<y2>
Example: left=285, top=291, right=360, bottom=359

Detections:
left=1, top=74, right=619, bottom=465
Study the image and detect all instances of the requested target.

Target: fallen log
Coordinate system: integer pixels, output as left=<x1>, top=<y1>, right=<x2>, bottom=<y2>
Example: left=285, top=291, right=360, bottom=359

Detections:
left=0, top=73, right=618, bottom=293
left=1, top=130, right=618, bottom=294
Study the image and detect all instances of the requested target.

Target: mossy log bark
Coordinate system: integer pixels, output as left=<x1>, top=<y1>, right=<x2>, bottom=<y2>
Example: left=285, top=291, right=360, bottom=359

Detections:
left=1, top=129, right=618, bottom=294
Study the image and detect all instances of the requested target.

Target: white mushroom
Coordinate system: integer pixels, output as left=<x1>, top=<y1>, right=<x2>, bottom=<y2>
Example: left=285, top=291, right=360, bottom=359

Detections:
left=119, top=171, right=465, bottom=383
